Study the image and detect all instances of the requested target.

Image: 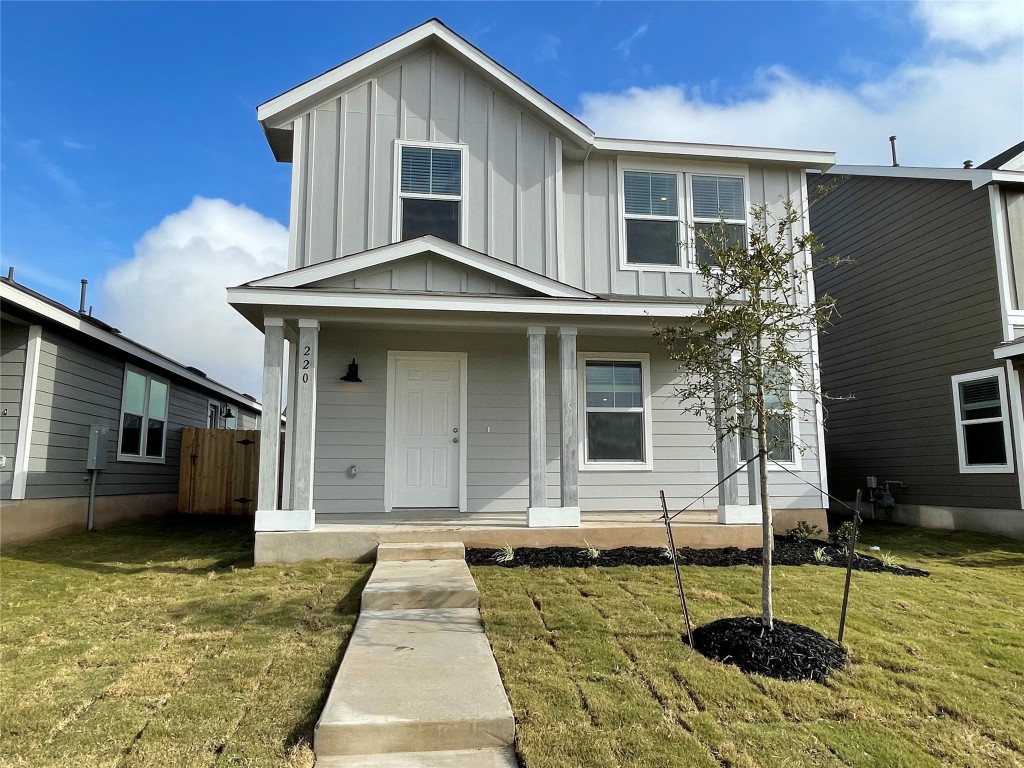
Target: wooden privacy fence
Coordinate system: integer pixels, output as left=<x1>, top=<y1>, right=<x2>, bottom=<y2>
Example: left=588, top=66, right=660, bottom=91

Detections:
left=179, top=428, right=260, bottom=515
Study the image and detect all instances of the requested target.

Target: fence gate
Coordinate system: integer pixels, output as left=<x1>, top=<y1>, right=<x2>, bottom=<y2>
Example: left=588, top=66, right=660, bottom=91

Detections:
left=178, top=428, right=260, bottom=515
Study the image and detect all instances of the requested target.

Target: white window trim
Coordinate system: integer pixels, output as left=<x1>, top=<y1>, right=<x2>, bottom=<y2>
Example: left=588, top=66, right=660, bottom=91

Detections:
left=689, top=173, right=750, bottom=270
left=620, top=168, right=684, bottom=270
left=577, top=352, right=653, bottom=472
left=951, top=368, right=1015, bottom=474
left=392, top=139, right=469, bottom=246
left=208, top=399, right=222, bottom=430
left=117, top=364, right=169, bottom=464
left=616, top=157, right=751, bottom=275
left=736, top=364, right=802, bottom=472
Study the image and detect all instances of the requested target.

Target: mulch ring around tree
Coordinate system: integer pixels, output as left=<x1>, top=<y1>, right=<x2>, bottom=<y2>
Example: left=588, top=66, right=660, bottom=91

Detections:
left=466, top=537, right=928, bottom=576
left=691, top=617, right=848, bottom=682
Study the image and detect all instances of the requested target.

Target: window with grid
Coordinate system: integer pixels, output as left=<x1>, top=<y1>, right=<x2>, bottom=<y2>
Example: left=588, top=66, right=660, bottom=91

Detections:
left=952, top=370, right=1012, bottom=472
left=692, top=175, right=747, bottom=267
left=118, top=366, right=169, bottom=462
left=623, top=170, right=681, bottom=266
left=399, top=144, right=462, bottom=244
left=739, top=368, right=795, bottom=463
left=583, top=359, right=648, bottom=463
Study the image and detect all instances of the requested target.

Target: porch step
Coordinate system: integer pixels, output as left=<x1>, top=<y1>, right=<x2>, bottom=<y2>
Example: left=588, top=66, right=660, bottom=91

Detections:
left=316, top=747, right=518, bottom=767
left=377, top=541, right=466, bottom=562
left=361, top=558, right=478, bottom=611
left=314, top=608, right=515, bottom=756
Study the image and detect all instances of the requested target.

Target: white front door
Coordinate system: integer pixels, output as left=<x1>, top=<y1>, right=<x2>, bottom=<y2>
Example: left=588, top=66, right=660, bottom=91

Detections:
left=392, top=356, right=461, bottom=508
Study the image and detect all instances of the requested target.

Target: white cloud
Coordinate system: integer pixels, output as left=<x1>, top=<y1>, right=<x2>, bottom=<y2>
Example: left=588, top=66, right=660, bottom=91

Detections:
left=915, top=0, right=1024, bottom=51
left=101, top=197, right=287, bottom=398
left=580, top=30, right=1023, bottom=167
left=614, top=23, right=648, bottom=59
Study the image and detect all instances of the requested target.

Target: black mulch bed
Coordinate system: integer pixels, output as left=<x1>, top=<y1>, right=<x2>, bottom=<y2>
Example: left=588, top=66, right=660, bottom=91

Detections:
left=466, top=537, right=928, bottom=577
left=692, top=617, right=847, bottom=682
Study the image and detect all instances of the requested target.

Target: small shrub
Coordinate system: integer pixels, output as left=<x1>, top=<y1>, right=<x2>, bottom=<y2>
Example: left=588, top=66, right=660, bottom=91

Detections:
left=813, top=547, right=831, bottom=563
left=789, top=520, right=823, bottom=543
left=494, top=544, right=515, bottom=563
left=579, top=540, right=601, bottom=560
left=829, top=521, right=854, bottom=547
left=661, top=546, right=675, bottom=560
left=880, top=551, right=900, bottom=569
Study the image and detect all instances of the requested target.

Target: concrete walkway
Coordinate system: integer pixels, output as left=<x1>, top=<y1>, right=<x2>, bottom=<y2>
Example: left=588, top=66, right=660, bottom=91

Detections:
left=314, top=542, right=517, bottom=767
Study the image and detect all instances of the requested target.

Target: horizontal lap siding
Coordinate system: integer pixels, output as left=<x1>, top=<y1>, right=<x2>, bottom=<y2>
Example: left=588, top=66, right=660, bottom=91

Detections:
left=812, top=174, right=1017, bottom=509
left=26, top=329, right=217, bottom=499
left=313, top=329, right=823, bottom=514
left=0, top=323, right=29, bottom=498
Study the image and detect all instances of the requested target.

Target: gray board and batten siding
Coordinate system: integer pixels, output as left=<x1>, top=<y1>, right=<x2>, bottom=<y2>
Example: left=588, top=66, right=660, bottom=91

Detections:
left=287, top=45, right=811, bottom=299
left=311, top=327, right=824, bottom=515
left=811, top=173, right=1017, bottom=509
left=1, top=322, right=260, bottom=502
left=0, top=322, right=29, bottom=498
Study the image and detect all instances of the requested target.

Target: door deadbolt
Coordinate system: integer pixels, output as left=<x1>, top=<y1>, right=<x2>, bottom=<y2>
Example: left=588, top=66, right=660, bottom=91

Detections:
left=453, top=427, right=459, bottom=433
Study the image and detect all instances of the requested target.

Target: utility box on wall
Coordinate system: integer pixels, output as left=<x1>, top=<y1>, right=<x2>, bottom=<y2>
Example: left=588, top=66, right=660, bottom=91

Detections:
left=87, top=425, right=110, bottom=470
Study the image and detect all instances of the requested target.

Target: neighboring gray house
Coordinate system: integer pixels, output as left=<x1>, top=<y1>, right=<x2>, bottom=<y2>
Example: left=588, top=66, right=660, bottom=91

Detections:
left=228, top=19, right=836, bottom=534
left=811, top=142, right=1024, bottom=539
left=0, top=277, right=262, bottom=546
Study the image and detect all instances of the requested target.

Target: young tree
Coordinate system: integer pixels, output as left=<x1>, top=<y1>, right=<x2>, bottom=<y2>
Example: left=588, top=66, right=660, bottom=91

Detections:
left=656, top=198, right=836, bottom=630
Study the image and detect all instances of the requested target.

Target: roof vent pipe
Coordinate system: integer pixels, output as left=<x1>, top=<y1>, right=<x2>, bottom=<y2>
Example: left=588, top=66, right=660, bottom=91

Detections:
left=963, top=160, right=974, bottom=169
left=889, top=135, right=899, bottom=167
left=6, top=266, right=13, bottom=281
left=79, top=279, right=88, bottom=314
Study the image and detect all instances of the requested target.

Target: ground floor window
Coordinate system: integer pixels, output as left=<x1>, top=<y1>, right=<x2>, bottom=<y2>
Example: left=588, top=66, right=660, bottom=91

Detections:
left=579, top=354, right=652, bottom=470
left=118, top=366, right=169, bottom=462
left=951, top=368, right=1013, bottom=473
left=739, top=369, right=796, bottom=464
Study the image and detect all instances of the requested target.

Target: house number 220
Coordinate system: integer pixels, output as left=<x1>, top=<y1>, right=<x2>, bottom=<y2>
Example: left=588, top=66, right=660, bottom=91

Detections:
left=302, top=345, right=312, bottom=383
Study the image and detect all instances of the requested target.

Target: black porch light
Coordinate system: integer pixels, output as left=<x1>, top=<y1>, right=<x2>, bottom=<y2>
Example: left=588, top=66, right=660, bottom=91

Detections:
left=340, top=358, right=362, bottom=383
left=221, top=405, right=235, bottom=419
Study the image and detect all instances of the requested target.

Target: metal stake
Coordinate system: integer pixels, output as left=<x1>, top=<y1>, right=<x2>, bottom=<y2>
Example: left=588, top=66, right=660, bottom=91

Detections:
left=660, top=490, right=694, bottom=647
left=837, top=489, right=863, bottom=645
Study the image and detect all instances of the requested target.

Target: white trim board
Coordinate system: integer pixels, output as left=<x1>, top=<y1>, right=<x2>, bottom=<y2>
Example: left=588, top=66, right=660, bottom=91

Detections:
left=246, top=235, right=595, bottom=299
left=825, top=164, right=1024, bottom=190
left=11, top=325, right=42, bottom=500
left=384, top=351, right=469, bottom=513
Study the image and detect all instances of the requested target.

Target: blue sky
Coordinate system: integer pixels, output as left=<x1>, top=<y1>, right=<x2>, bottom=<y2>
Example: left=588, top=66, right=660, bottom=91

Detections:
left=2, top=1, right=1022, bottom=395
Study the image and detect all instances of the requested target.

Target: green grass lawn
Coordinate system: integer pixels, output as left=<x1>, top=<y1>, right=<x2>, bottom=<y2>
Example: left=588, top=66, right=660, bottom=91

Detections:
left=0, top=516, right=370, bottom=768
left=472, top=525, right=1024, bottom=768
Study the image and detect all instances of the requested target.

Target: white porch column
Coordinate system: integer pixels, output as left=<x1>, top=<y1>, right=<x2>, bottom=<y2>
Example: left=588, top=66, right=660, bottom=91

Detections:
left=527, top=326, right=547, bottom=514
left=289, top=319, right=319, bottom=530
left=255, top=318, right=285, bottom=530
left=558, top=327, right=581, bottom=517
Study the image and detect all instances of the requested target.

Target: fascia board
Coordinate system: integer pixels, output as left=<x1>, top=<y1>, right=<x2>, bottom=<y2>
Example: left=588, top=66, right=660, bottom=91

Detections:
left=994, top=341, right=1024, bottom=360
left=249, top=238, right=595, bottom=299
left=1, top=283, right=262, bottom=412
left=593, top=138, right=835, bottom=169
left=258, top=21, right=593, bottom=146
left=227, top=286, right=703, bottom=320
left=825, top=164, right=1016, bottom=189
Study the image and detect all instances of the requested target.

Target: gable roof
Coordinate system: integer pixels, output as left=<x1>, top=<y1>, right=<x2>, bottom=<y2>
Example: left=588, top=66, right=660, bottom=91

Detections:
left=257, top=19, right=835, bottom=170
left=0, top=277, right=262, bottom=411
left=258, top=18, right=594, bottom=160
left=244, top=235, right=597, bottom=299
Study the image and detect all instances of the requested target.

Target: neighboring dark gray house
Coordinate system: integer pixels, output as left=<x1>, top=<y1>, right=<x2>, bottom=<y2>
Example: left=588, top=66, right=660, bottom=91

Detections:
left=811, top=142, right=1024, bottom=539
left=0, top=277, right=262, bottom=547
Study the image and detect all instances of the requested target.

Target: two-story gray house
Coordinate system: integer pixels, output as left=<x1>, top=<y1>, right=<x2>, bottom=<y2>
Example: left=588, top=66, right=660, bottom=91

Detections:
left=228, top=19, right=836, bottom=537
left=812, top=143, right=1024, bottom=539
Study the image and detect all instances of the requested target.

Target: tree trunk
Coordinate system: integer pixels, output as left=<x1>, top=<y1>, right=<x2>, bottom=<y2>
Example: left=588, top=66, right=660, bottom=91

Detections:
left=756, top=397, right=774, bottom=631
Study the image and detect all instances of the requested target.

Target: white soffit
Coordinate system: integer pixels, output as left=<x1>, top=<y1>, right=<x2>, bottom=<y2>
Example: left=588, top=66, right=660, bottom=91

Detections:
left=245, top=236, right=596, bottom=299
left=257, top=19, right=593, bottom=146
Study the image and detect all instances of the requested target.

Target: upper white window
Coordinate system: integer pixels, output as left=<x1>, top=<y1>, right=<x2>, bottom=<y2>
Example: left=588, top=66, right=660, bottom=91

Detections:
left=951, top=369, right=1014, bottom=473
left=119, top=366, right=169, bottom=462
left=578, top=354, right=653, bottom=471
left=623, top=171, right=681, bottom=267
left=396, top=142, right=464, bottom=245
left=692, top=175, right=747, bottom=267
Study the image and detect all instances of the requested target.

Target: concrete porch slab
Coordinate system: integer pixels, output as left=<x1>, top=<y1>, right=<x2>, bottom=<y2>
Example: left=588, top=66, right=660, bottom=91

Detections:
left=361, top=559, right=479, bottom=611
left=314, top=608, right=515, bottom=757
left=316, top=746, right=518, bottom=767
